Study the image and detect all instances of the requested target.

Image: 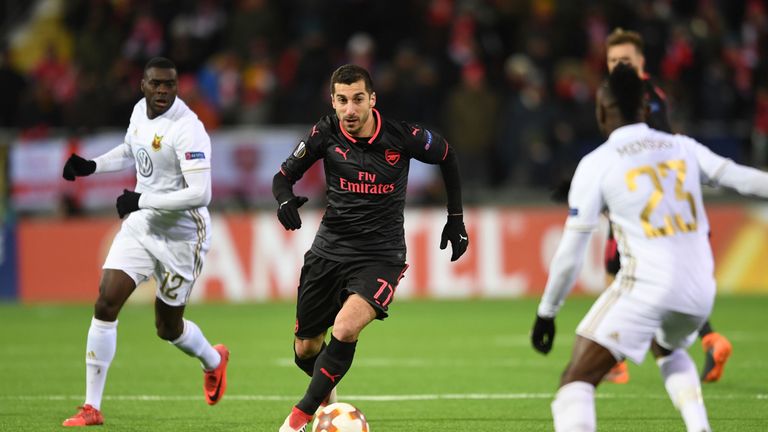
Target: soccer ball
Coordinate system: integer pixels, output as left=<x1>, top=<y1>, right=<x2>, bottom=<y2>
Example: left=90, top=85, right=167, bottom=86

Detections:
left=312, top=402, right=370, bottom=432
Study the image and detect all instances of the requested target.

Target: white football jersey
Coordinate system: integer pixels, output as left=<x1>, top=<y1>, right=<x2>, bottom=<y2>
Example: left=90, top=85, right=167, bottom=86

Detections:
left=567, top=123, right=729, bottom=314
left=122, top=97, right=211, bottom=241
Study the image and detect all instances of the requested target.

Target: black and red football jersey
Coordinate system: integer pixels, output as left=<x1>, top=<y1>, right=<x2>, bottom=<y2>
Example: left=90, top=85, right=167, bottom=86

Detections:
left=643, top=75, right=671, bottom=133
left=280, top=109, right=450, bottom=262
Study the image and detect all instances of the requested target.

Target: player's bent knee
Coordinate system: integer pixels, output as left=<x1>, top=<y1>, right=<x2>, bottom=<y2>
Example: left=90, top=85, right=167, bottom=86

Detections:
left=155, top=321, right=183, bottom=341
left=331, top=321, right=363, bottom=343
left=295, top=336, right=325, bottom=358
left=93, top=297, right=121, bottom=321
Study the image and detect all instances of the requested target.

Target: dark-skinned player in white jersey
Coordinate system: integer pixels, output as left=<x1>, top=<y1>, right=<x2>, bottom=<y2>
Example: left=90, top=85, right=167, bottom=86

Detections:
left=601, top=28, right=732, bottom=385
left=551, top=29, right=732, bottom=385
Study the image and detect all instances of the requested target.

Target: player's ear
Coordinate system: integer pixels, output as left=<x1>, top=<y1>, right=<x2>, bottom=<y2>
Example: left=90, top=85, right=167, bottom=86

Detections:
left=596, top=99, right=606, bottom=127
left=370, top=92, right=376, bottom=107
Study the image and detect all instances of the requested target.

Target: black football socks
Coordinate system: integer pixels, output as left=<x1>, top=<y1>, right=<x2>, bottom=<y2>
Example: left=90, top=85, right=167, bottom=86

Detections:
left=296, top=336, right=356, bottom=413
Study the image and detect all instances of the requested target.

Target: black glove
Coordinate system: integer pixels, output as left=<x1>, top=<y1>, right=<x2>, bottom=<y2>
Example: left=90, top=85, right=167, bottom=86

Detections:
left=531, top=315, right=556, bottom=354
left=116, top=189, right=141, bottom=219
left=62, top=153, right=96, bottom=181
left=440, top=214, right=468, bottom=261
left=277, top=196, right=309, bottom=230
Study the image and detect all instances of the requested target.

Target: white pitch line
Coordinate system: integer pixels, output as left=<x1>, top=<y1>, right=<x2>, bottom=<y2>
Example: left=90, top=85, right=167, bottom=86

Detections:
left=4, top=393, right=767, bottom=402
left=273, top=358, right=553, bottom=367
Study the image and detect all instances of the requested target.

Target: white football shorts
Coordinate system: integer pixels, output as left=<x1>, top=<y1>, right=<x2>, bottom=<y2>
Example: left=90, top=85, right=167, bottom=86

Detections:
left=576, top=286, right=709, bottom=364
left=102, top=222, right=210, bottom=306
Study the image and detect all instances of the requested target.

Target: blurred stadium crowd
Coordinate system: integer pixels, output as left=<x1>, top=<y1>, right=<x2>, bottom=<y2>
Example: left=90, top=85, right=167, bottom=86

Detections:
left=1, top=0, right=767, bottom=191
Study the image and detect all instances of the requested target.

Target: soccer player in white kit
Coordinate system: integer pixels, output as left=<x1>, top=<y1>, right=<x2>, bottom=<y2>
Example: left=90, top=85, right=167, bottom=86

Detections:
left=531, top=62, right=768, bottom=432
left=61, top=57, right=229, bottom=427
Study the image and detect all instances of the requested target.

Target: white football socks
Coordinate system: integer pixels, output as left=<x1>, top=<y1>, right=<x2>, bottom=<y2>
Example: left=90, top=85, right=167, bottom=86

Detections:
left=551, top=381, right=596, bottom=432
left=170, top=319, right=220, bottom=371
left=84, top=317, right=118, bottom=410
left=658, top=349, right=711, bottom=432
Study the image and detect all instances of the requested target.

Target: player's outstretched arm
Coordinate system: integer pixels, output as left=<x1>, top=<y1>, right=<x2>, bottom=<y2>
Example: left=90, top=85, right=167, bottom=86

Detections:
left=64, top=143, right=135, bottom=182
left=532, top=229, right=591, bottom=353
left=692, top=140, right=768, bottom=197
left=62, top=154, right=96, bottom=181
left=714, top=162, right=768, bottom=197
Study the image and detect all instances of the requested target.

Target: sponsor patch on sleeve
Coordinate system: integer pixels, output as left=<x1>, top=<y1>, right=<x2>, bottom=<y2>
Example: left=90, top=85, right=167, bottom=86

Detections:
left=185, top=151, right=206, bottom=160
left=568, top=207, right=579, bottom=216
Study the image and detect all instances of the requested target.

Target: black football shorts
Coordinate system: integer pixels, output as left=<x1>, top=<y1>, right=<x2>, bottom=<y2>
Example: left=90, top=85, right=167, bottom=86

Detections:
left=294, top=251, right=408, bottom=339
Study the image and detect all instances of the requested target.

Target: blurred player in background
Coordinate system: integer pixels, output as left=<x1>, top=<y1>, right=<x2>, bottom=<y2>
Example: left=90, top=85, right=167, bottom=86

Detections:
left=601, top=28, right=732, bottom=384
left=531, top=62, right=768, bottom=432
left=60, top=57, right=228, bottom=426
left=273, top=64, right=468, bottom=432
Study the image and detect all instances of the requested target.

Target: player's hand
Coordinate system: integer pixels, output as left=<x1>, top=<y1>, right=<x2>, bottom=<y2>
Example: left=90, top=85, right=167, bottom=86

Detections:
left=116, top=189, right=141, bottom=219
left=531, top=315, right=556, bottom=354
left=440, top=214, right=468, bottom=261
left=62, top=153, right=96, bottom=181
left=277, top=196, right=309, bottom=230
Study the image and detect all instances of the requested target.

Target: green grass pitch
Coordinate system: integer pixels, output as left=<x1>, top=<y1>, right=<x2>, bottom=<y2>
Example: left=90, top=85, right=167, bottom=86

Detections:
left=1, top=296, right=766, bottom=431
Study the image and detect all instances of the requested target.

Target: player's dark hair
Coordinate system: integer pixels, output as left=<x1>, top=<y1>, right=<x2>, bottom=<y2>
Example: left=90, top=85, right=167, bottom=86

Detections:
left=144, top=57, right=176, bottom=72
left=606, top=28, right=644, bottom=53
left=330, top=64, right=374, bottom=95
left=608, top=62, right=645, bottom=122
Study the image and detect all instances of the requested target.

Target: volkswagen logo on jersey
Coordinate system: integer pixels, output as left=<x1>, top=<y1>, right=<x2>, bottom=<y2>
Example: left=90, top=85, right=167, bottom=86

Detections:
left=136, top=148, right=153, bottom=177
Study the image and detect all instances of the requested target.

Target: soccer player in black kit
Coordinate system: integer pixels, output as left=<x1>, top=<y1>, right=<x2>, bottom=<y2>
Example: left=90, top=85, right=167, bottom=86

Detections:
left=273, top=64, right=468, bottom=432
left=600, top=29, right=732, bottom=384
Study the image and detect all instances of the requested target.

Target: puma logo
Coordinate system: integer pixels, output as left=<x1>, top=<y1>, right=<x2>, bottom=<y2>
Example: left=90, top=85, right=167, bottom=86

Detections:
left=320, top=367, right=341, bottom=383
left=335, top=147, right=350, bottom=160
left=411, top=127, right=421, bottom=136
left=459, top=234, right=468, bottom=242
left=311, top=125, right=320, bottom=136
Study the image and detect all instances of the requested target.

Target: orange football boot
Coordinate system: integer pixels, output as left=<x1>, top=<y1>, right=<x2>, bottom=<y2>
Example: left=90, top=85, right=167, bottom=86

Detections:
left=603, top=361, right=630, bottom=384
left=701, top=332, right=732, bottom=383
left=62, top=404, right=104, bottom=427
left=204, top=344, right=230, bottom=405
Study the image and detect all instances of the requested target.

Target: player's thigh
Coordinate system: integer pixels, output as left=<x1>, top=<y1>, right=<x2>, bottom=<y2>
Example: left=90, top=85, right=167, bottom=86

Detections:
left=562, top=335, right=618, bottom=386
left=344, top=261, right=409, bottom=320
left=576, top=288, right=662, bottom=364
left=147, top=234, right=210, bottom=307
left=295, top=252, right=346, bottom=339
left=103, top=227, right=155, bottom=287
left=655, top=311, right=707, bottom=351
